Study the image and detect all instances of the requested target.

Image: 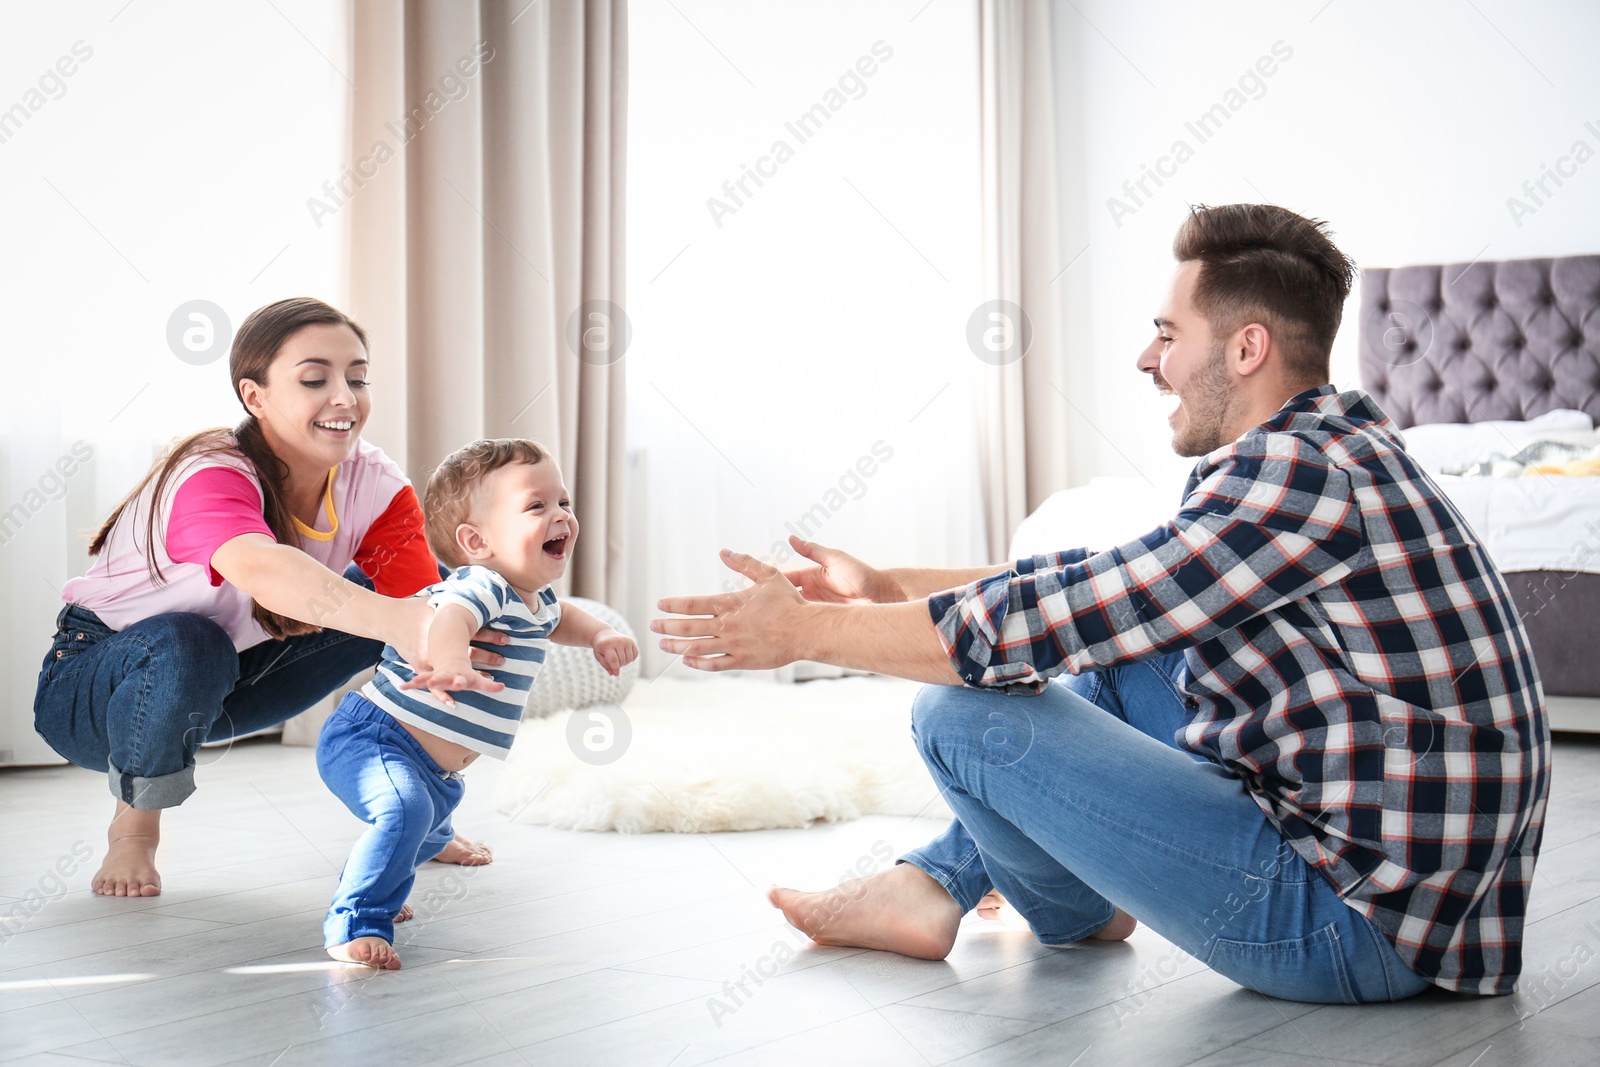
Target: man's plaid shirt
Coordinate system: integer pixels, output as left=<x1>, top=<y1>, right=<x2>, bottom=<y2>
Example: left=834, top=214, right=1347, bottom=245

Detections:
left=929, top=386, right=1550, bottom=995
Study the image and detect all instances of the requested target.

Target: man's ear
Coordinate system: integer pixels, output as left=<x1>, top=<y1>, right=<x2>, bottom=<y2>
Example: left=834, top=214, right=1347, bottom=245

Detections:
left=1232, top=323, right=1273, bottom=379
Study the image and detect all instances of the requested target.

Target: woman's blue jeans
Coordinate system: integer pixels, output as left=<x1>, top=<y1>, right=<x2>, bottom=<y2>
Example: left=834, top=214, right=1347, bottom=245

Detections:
left=31, top=562, right=427, bottom=809
left=900, top=653, right=1432, bottom=1004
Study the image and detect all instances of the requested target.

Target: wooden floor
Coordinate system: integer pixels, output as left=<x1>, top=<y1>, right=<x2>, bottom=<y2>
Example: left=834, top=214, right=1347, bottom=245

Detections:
left=2, top=730, right=1598, bottom=1066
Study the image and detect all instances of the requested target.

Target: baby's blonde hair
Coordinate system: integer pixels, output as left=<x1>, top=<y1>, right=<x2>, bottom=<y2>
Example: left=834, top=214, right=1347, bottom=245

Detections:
left=423, top=438, right=550, bottom=569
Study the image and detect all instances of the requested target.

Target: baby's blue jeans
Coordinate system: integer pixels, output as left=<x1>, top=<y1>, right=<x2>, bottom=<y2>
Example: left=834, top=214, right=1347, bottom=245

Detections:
left=317, top=691, right=464, bottom=948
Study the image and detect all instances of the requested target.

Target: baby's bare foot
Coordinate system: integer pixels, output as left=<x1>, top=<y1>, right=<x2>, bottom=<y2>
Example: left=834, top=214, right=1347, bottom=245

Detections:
left=431, top=833, right=492, bottom=866
left=328, top=937, right=401, bottom=969
left=395, top=904, right=414, bottom=923
left=94, top=804, right=162, bottom=897
left=93, top=837, right=161, bottom=897
left=768, top=863, right=963, bottom=961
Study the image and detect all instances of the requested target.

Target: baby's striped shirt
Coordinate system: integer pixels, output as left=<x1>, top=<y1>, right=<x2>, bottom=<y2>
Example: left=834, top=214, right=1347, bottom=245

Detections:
left=361, top=564, right=560, bottom=759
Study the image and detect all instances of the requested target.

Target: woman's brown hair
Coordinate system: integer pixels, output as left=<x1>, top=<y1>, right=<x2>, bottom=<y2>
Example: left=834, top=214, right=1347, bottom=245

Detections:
left=86, top=297, right=369, bottom=640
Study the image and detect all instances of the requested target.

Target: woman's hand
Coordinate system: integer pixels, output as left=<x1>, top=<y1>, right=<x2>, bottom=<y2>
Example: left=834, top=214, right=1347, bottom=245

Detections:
left=390, top=598, right=509, bottom=683
left=781, top=536, right=899, bottom=604
left=653, top=549, right=815, bottom=671
left=399, top=659, right=506, bottom=708
left=592, top=629, right=639, bottom=677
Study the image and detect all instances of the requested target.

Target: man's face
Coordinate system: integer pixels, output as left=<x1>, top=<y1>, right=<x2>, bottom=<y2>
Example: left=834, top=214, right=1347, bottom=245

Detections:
left=1136, top=261, right=1237, bottom=458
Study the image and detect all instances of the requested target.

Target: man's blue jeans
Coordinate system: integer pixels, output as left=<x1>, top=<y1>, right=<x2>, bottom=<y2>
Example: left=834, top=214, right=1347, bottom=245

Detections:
left=318, top=691, right=463, bottom=948
left=901, top=654, right=1432, bottom=1004
left=32, top=562, right=422, bottom=809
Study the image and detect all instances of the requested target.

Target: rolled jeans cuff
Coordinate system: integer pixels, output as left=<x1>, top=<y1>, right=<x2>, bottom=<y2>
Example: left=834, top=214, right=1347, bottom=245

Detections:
left=897, top=851, right=988, bottom=915
left=107, top=760, right=196, bottom=809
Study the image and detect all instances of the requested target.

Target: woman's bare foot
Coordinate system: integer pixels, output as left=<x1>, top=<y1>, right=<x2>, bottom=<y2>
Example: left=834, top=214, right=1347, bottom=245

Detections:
left=328, top=937, right=401, bottom=969
left=92, top=803, right=162, bottom=897
left=767, top=862, right=963, bottom=961
left=976, top=890, right=1136, bottom=942
left=394, top=904, right=414, bottom=923
left=430, top=833, right=492, bottom=866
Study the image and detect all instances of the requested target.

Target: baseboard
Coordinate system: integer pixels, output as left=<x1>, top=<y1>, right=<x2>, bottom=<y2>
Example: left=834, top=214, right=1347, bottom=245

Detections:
left=1548, top=695, right=1600, bottom=735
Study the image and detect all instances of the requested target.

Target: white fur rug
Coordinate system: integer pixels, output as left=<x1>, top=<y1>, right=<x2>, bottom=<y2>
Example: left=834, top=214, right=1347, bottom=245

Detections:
left=492, top=675, right=953, bottom=833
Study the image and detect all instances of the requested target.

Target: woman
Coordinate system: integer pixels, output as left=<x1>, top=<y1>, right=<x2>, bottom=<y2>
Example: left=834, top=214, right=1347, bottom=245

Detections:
left=34, top=297, right=506, bottom=898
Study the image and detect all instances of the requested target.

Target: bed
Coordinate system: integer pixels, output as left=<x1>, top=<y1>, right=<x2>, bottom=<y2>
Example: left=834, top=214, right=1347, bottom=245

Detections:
left=1359, top=252, right=1600, bottom=733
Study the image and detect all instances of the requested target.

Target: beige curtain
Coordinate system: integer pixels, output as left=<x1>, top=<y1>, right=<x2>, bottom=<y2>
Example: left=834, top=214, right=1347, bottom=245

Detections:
left=341, top=0, right=627, bottom=604
left=976, top=0, right=1069, bottom=560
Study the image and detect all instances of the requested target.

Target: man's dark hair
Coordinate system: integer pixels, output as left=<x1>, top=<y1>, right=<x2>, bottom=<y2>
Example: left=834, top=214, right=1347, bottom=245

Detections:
left=1173, top=203, right=1356, bottom=387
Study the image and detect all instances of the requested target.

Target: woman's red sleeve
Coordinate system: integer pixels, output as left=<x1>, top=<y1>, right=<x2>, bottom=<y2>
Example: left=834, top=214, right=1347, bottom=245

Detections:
left=353, top=484, right=442, bottom=596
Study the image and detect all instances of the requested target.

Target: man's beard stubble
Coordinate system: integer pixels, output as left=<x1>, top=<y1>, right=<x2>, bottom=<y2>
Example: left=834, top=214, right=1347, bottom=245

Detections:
left=1169, top=342, right=1238, bottom=458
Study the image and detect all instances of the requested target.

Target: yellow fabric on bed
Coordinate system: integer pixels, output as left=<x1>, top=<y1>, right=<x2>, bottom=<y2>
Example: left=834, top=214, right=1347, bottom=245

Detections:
left=1524, top=457, right=1600, bottom=477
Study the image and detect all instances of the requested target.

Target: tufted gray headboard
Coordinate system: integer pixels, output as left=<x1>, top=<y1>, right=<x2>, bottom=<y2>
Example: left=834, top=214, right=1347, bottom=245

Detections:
left=1357, top=253, right=1600, bottom=429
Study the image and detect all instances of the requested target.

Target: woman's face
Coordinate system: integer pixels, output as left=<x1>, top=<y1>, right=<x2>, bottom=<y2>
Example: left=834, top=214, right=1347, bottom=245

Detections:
left=239, top=323, right=371, bottom=477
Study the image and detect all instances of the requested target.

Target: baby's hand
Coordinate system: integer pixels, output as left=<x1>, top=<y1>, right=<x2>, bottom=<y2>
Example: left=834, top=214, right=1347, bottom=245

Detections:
left=399, top=661, right=506, bottom=708
left=592, top=629, right=638, bottom=677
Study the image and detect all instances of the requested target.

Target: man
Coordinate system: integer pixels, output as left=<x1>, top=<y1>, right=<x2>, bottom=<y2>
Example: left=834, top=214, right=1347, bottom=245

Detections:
left=653, top=204, right=1549, bottom=1002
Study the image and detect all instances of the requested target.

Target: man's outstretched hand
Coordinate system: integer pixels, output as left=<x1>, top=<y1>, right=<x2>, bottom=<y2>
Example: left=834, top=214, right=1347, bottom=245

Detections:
left=653, top=548, right=814, bottom=671
left=781, top=535, right=900, bottom=604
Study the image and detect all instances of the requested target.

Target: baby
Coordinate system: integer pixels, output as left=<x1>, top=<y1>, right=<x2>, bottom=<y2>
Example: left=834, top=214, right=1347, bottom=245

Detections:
left=317, top=438, right=637, bottom=969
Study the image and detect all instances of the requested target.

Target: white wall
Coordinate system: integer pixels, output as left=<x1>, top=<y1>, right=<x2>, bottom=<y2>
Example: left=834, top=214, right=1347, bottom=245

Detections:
left=0, top=1, right=345, bottom=764
left=1052, top=0, right=1600, bottom=494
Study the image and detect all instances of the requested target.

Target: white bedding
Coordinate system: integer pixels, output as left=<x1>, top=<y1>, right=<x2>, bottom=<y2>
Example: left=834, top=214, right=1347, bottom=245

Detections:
left=1429, top=475, right=1600, bottom=575
left=1401, top=410, right=1600, bottom=575
left=1008, top=476, right=1179, bottom=561
left=1010, top=444, right=1600, bottom=577
left=1394, top=408, right=1594, bottom=474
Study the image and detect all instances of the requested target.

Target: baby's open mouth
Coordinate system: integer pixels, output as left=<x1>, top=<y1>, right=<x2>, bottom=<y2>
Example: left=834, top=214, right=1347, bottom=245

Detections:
left=543, top=535, right=569, bottom=560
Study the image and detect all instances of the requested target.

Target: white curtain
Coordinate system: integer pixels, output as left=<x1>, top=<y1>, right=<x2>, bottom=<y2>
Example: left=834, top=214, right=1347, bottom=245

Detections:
left=342, top=0, right=629, bottom=604
left=287, top=0, right=630, bottom=744
left=975, top=0, right=1071, bottom=558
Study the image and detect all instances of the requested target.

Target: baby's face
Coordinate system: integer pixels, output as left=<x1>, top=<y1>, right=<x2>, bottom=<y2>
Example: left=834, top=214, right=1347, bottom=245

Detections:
left=471, top=460, right=577, bottom=592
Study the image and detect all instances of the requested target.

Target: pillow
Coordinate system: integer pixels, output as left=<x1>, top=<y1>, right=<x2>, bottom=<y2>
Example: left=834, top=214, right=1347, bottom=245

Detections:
left=1398, top=409, right=1595, bottom=475
left=523, top=596, right=640, bottom=718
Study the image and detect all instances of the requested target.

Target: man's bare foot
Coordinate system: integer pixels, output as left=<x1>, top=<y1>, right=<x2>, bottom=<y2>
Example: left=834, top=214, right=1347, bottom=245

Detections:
left=430, top=833, right=492, bottom=866
left=395, top=904, right=414, bottom=923
left=328, top=937, right=401, bottom=969
left=767, top=862, right=963, bottom=961
left=93, top=803, right=162, bottom=897
left=976, top=890, right=1136, bottom=943
left=1088, top=908, right=1137, bottom=941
